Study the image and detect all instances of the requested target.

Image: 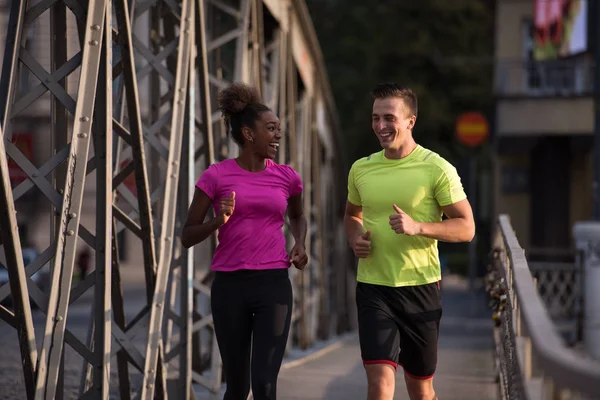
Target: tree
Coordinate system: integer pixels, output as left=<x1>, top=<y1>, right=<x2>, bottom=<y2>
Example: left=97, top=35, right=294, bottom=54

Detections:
left=306, top=0, right=495, bottom=164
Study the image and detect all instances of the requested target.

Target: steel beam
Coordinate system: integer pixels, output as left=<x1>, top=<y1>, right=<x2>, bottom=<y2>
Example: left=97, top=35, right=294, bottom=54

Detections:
left=35, top=1, right=108, bottom=398
left=141, top=0, right=194, bottom=396
left=0, top=127, right=37, bottom=400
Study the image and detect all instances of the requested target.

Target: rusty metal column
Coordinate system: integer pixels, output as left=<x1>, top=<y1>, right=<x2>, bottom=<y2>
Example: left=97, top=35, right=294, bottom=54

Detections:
left=250, top=0, right=265, bottom=95
left=141, top=0, right=194, bottom=396
left=0, top=1, right=37, bottom=398
left=161, top=10, right=199, bottom=398
left=91, top=2, right=114, bottom=396
left=228, top=0, right=252, bottom=158
left=35, top=1, right=108, bottom=398
left=74, top=2, right=116, bottom=397
left=302, top=94, right=314, bottom=348
left=0, top=128, right=37, bottom=399
left=190, top=0, right=222, bottom=396
left=277, top=26, right=288, bottom=167
left=49, top=2, right=69, bottom=394
left=112, top=0, right=163, bottom=396
left=312, top=100, right=328, bottom=341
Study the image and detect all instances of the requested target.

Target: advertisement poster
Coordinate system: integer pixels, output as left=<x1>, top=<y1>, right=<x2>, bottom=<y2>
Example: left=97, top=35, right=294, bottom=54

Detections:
left=533, top=0, right=588, bottom=60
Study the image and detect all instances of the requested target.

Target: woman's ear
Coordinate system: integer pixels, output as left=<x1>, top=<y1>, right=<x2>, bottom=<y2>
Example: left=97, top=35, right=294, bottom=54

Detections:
left=241, top=126, right=254, bottom=143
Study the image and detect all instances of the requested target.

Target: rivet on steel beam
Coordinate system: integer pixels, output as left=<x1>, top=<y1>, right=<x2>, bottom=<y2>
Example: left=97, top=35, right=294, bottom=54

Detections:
left=89, top=40, right=99, bottom=46
left=78, top=133, right=88, bottom=138
left=32, top=172, right=38, bottom=178
left=67, top=230, right=75, bottom=236
left=80, top=117, right=90, bottom=122
left=69, top=212, right=77, bottom=218
left=55, top=316, right=63, bottom=322
left=91, top=24, right=100, bottom=30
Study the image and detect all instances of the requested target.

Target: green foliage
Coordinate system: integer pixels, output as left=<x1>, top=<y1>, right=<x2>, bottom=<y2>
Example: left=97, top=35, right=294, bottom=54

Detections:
left=306, top=0, right=495, bottom=164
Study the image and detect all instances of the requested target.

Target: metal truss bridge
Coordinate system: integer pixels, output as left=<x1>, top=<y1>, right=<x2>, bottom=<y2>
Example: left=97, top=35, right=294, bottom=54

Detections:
left=0, top=0, right=352, bottom=398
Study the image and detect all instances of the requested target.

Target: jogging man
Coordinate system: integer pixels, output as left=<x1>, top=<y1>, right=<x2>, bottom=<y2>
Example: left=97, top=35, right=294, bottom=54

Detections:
left=344, top=83, right=475, bottom=400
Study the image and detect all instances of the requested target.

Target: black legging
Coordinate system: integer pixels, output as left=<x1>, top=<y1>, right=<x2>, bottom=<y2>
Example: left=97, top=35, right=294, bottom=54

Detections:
left=211, top=268, right=293, bottom=400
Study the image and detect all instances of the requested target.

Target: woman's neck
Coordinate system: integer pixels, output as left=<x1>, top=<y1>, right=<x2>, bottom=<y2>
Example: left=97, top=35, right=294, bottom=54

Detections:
left=235, top=149, right=266, bottom=172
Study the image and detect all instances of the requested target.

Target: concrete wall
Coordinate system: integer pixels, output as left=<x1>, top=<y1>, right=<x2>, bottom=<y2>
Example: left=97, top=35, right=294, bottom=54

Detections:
left=496, top=97, right=594, bottom=136
left=494, top=0, right=532, bottom=60
left=493, top=154, right=531, bottom=249
left=569, top=150, right=594, bottom=230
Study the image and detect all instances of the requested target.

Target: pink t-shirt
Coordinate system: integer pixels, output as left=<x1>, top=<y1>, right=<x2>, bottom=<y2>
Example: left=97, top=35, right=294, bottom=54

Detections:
left=196, top=158, right=303, bottom=272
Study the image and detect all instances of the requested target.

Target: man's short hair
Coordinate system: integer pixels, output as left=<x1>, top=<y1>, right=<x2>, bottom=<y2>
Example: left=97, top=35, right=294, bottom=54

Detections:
left=371, top=83, right=418, bottom=117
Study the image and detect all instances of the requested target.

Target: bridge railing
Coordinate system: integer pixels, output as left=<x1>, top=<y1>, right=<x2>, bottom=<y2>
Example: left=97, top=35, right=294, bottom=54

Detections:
left=489, top=214, right=600, bottom=400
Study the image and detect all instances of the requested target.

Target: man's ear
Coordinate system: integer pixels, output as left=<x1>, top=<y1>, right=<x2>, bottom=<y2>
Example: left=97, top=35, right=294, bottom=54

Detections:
left=408, top=115, right=417, bottom=130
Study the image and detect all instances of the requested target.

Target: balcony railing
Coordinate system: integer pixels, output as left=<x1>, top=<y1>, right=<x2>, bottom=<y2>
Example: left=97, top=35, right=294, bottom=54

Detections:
left=495, top=58, right=594, bottom=97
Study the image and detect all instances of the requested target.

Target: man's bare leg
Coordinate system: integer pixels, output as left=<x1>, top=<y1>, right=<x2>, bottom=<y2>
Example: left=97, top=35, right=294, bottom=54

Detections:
left=364, top=363, right=395, bottom=400
left=404, top=373, right=438, bottom=400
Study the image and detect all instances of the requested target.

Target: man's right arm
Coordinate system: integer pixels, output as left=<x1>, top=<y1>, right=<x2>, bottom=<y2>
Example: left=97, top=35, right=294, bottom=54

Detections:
left=344, top=201, right=364, bottom=247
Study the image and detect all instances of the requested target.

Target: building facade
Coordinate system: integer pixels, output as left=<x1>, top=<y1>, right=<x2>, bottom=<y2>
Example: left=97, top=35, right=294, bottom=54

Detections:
left=493, top=0, right=594, bottom=260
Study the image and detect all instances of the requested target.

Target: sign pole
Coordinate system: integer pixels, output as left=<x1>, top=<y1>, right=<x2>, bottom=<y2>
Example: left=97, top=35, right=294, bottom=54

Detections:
left=468, top=155, right=477, bottom=294
left=455, top=111, right=488, bottom=315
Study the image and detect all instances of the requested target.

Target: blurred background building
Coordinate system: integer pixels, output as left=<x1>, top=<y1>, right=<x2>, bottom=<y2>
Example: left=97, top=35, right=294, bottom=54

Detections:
left=493, top=0, right=593, bottom=262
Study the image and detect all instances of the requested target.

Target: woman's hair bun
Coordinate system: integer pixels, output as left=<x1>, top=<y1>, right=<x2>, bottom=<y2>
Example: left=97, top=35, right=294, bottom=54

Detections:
left=217, top=82, right=263, bottom=118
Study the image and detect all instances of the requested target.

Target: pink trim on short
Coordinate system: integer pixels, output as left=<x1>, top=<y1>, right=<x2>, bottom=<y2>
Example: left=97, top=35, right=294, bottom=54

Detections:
left=363, top=359, right=398, bottom=370
left=398, top=362, right=435, bottom=380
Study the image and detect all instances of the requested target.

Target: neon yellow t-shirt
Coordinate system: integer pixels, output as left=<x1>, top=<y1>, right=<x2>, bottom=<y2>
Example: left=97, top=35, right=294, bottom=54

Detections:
left=347, top=145, right=467, bottom=287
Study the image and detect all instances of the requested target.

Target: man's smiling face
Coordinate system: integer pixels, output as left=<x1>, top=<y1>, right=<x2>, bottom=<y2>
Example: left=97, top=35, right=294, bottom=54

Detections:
left=371, top=97, right=416, bottom=151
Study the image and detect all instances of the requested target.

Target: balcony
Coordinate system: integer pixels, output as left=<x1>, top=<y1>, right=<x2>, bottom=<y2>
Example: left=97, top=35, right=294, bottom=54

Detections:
left=495, top=57, right=594, bottom=97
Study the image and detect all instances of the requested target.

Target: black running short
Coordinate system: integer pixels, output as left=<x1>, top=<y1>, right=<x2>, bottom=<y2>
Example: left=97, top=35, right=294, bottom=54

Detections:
left=356, top=281, right=442, bottom=379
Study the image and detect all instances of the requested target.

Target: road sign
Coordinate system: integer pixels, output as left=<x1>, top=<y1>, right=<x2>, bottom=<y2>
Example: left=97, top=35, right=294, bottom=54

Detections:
left=455, top=112, right=489, bottom=148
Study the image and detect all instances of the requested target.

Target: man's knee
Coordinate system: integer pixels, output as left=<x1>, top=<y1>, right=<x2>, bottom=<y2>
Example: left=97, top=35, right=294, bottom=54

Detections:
left=404, top=373, right=436, bottom=400
left=365, top=363, right=396, bottom=398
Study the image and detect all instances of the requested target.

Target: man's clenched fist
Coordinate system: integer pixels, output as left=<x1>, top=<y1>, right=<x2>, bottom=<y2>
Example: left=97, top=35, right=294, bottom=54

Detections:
left=352, top=230, right=371, bottom=258
left=389, top=204, right=420, bottom=236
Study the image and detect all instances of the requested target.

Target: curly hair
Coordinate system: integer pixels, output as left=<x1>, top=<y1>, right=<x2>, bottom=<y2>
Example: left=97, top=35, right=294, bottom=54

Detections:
left=217, top=82, right=271, bottom=146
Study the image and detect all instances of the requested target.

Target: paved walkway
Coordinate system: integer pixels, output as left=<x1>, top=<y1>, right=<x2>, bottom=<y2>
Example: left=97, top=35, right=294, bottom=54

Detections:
left=276, top=278, right=499, bottom=399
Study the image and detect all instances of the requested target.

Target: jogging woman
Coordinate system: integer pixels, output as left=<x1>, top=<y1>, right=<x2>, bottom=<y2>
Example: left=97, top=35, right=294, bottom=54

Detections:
left=182, top=82, right=308, bottom=400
